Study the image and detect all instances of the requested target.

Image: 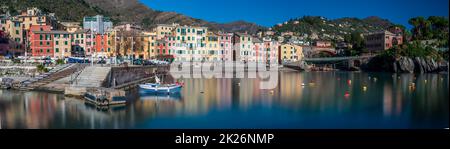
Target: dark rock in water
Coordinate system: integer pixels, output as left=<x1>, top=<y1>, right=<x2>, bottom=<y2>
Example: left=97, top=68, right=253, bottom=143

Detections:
left=396, top=57, right=414, bottom=73
left=413, top=57, right=425, bottom=73
left=363, top=56, right=447, bottom=73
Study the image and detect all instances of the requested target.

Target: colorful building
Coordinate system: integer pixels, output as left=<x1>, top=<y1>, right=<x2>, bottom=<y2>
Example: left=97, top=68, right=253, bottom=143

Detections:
left=205, top=32, right=220, bottom=61
left=29, top=25, right=54, bottom=57
left=252, top=38, right=264, bottom=63
left=364, top=30, right=403, bottom=52
left=173, top=25, right=208, bottom=62
left=233, top=33, right=253, bottom=62
left=262, top=37, right=279, bottom=64
left=155, top=23, right=178, bottom=39
left=279, top=43, right=304, bottom=64
left=218, top=32, right=233, bottom=62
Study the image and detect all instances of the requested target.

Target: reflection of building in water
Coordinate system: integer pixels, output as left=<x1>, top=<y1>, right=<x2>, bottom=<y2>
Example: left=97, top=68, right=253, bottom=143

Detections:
left=180, top=78, right=233, bottom=114
left=383, top=84, right=393, bottom=116
left=238, top=78, right=256, bottom=109
left=278, top=72, right=304, bottom=107
left=0, top=91, right=60, bottom=128
left=216, top=78, right=232, bottom=110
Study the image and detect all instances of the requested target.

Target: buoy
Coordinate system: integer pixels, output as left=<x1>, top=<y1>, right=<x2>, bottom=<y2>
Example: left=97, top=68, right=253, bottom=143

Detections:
left=347, top=80, right=352, bottom=85
left=344, top=91, right=350, bottom=97
left=301, top=83, right=305, bottom=86
left=374, top=78, right=377, bottom=82
left=424, top=80, right=427, bottom=83
left=363, top=86, right=367, bottom=91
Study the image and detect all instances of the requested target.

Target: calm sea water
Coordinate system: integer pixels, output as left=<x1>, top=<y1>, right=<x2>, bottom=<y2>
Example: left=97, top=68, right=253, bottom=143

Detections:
left=0, top=71, right=448, bottom=129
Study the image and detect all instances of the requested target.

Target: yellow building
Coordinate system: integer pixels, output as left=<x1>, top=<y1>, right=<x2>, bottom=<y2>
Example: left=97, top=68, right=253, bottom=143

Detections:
left=140, top=31, right=158, bottom=59
left=155, top=23, right=178, bottom=39
left=5, top=19, right=25, bottom=49
left=52, top=31, right=72, bottom=58
left=205, top=32, right=220, bottom=61
left=279, top=43, right=303, bottom=63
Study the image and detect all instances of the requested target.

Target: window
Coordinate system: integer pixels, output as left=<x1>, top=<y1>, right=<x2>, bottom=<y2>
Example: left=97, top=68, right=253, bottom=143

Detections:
left=56, top=41, right=59, bottom=45
left=40, top=35, right=43, bottom=40
left=47, top=49, right=50, bottom=53
left=188, top=37, right=190, bottom=41
left=64, top=41, right=68, bottom=45
left=15, top=30, right=19, bottom=34
left=55, top=48, right=59, bottom=53
left=40, top=41, right=43, bottom=45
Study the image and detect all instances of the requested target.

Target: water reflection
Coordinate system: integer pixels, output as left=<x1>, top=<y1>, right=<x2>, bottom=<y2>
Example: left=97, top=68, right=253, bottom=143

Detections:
left=0, top=72, right=448, bottom=129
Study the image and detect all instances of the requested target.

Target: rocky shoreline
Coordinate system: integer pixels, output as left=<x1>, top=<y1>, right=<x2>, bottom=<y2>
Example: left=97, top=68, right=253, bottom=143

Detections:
left=362, top=56, right=448, bottom=73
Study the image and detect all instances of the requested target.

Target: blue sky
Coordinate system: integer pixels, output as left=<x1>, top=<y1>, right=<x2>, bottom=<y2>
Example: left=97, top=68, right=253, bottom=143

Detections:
left=140, top=0, right=449, bottom=28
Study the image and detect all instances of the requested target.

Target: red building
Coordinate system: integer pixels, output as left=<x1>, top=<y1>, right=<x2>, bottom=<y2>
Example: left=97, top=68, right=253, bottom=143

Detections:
left=29, top=25, right=54, bottom=57
left=94, top=34, right=109, bottom=53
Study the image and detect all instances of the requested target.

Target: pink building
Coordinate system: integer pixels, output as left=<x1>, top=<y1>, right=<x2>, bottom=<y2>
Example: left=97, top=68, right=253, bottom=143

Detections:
left=313, top=40, right=332, bottom=48
left=365, top=31, right=403, bottom=52
left=218, top=32, right=233, bottom=61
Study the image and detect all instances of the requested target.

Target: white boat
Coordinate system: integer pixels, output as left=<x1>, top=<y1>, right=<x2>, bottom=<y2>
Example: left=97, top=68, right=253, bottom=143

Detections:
left=138, top=76, right=183, bottom=94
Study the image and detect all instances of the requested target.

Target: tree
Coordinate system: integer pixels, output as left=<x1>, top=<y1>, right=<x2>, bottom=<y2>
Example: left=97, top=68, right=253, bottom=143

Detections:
left=117, top=30, right=144, bottom=59
left=409, top=17, right=433, bottom=40
left=427, top=16, right=449, bottom=40
left=343, top=32, right=365, bottom=56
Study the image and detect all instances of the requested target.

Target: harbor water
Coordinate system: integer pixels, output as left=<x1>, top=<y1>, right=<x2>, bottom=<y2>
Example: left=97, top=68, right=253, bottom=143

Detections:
left=0, top=71, right=448, bottom=129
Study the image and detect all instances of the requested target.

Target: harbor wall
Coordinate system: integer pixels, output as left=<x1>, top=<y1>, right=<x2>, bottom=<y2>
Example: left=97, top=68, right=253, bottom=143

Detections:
left=106, top=66, right=170, bottom=88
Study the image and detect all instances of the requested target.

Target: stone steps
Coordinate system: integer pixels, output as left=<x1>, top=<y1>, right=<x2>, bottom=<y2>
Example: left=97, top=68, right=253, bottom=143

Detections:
left=74, top=66, right=111, bottom=88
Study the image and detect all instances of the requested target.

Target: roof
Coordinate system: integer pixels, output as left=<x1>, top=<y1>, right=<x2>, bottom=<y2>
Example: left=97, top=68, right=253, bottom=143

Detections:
left=252, top=37, right=262, bottom=43
left=235, top=32, right=251, bottom=37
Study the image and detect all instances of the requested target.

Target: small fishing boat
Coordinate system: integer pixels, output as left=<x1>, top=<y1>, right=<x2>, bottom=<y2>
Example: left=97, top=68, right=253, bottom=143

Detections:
left=139, top=76, right=183, bottom=94
left=83, top=91, right=127, bottom=106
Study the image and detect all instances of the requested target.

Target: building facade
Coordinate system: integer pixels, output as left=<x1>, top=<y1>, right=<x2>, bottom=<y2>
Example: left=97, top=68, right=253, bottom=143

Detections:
left=279, top=43, right=304, bottom=63
left=83, top=15, right=113, bottom=34
left=233, top=33, right=253, bottom=62
left=365, top=31, right=403, bottom=52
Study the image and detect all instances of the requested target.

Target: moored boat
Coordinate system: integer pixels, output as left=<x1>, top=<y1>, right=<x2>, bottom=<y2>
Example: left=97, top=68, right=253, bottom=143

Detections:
left=138, top=76, right=183, bottom=94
